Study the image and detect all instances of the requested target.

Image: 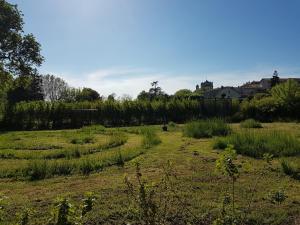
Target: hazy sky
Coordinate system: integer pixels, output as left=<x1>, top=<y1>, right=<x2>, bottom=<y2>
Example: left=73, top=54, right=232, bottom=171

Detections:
left=9, top=0, right=300, bottom=97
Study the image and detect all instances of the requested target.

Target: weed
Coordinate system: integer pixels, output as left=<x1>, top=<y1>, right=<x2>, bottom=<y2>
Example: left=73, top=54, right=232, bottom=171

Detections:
left=269, top=189, right=287, bottom=205
left=81, top=192, right=96, bottom=217
left=50, top=198, right=75, bottom=225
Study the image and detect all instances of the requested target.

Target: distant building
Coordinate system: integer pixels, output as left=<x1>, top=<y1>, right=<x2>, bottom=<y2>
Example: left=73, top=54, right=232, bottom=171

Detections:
left=241, top=78, right=300, bottom=90
left=199, top=71, right=300, bottom=99
left=200, top=80, right=213, bottom=92
left=203, top=86, right=265, bottom=99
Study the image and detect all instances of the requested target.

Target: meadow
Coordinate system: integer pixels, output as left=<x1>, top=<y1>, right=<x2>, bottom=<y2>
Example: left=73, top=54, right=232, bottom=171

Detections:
left=0, top=122, right=299, bottom=224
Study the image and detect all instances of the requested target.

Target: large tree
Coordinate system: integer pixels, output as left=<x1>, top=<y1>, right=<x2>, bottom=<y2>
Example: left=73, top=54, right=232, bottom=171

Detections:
left=76, top=88, right=101, bottom=102
left=42, top=74, right=68, bottom=101
left=0, top=0, right=44, bottom=76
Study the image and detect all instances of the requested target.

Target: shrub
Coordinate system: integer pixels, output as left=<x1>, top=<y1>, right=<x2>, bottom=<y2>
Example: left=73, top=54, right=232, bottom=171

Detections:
left=240, top=119, right=262, bottom=128
left=214, top=130, right=300, bottom=158
left=183, top=119, right=231, bottom=138
left=141, top=127, right=161, bottom=148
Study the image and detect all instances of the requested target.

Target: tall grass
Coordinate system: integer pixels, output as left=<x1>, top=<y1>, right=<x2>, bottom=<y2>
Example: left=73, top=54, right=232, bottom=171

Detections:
left=240, top=119, right=262, bottom=128
left=183, top=119, right=231, bottom=138
left=214, top=130, right=300, bottom=158
left=281, top=160, right=300, bottom=180
left=140, top=127, right=161, bottom=148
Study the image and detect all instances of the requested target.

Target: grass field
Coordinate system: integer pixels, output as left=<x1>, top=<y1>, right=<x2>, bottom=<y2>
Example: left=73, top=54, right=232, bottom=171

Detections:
left=0, top=123, right=300, bottom=224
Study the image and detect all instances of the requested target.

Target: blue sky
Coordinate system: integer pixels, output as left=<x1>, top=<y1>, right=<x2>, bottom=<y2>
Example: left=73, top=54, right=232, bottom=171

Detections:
left=9, top=0, right=300, bottom=97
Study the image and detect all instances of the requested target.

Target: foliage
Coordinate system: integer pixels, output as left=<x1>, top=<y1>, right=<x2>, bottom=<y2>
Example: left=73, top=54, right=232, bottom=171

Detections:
left=269, top=189, right=287, bottom=205
left=0, top=0, right=43, bottom=76
left=75, top=88, right=101, bottom=102
left=183, top=119, right=231, bottom=138
left=50, top=198, right=75, bottom=225
left=215, top=145, right=239, bottom=219
left=214, top=130, right=300, bottom=158
left=7, top=73, right=44, bottom=104
left=240, top=119, right=262, bottom=128
left=81, top=192, right=96, bottom=217
left=174, top=89, right=193, bottom=98
left=241, top=79, right=300, bottom=121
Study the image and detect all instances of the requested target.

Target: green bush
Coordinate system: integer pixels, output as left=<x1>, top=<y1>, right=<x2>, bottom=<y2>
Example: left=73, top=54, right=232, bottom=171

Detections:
left=141, top=127, right=161, bottom=148
left=214, top=130, right=300, bottom=158
left=183, top=119, right=231, bottom=138
left=240, top=119, right=262, bottom=128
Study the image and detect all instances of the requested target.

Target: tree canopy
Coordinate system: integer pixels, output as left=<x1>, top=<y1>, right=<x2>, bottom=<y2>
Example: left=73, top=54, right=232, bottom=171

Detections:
left=0, top=0, right=43, bottom=76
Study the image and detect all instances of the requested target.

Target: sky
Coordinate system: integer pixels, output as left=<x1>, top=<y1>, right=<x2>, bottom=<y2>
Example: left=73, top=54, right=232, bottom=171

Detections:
left=9, top=0, right=300, bottom=97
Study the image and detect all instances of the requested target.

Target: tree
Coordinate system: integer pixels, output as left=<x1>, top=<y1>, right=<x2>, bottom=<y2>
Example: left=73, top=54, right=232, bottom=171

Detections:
left=174, top=89, right=192, bottom=98
left=60, top=87, right=79, bottom=102
left=137, top=90, right=151, bottom=101
left=271, top=79, right=300, bottom=109
left=0, top=69, right=13, bottom=119
left=42, top=74, right=68, bottom=101
left=0, top=0, right=44, bottom=76
left=149, top=81, right=162, bottom=97
left=76, top=88, right=100, bottom=102
left=107, top=93, right=116, bottom=101
left=7, top=72, right=44, bottom=103
left=271, top=70, right=280, bottom=87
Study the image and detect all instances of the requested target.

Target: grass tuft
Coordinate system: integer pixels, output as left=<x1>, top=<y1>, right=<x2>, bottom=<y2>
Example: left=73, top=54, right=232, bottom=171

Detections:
left=140, top=127, right=161, bottom=148
left=281, top=160, right=300, bottom=180
left=183, top=119, right=231, bottom=138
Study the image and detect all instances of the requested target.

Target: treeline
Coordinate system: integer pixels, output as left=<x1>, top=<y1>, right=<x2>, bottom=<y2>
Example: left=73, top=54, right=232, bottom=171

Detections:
left=1, top=79, right=300, bottom=130
left=1, top=99, right=239, bottom=130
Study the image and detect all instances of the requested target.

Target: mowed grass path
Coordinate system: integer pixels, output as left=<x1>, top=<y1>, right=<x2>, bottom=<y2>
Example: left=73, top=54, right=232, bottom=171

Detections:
left=0, top=123, right=300, bottom=224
